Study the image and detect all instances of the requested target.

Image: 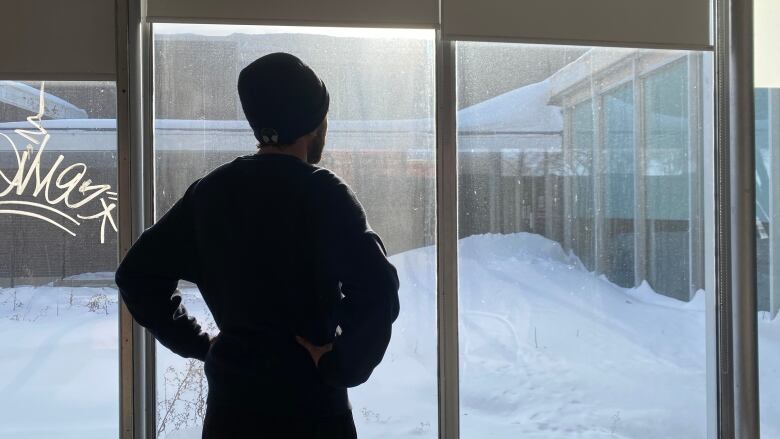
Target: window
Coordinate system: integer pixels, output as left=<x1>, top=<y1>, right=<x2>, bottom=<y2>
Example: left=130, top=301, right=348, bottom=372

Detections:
left=570, top=99, right=596, bottom=271
left=153, top=24, right=437, bottom=438
left=603, top=83, right=635, bottom=287
left=0, top=81, right=118, bottom=437
left=755, top=0, right=780, bottom=434
left=643, top=60, right=697, bottom=300
left=755, top=87, right=780, bottom=439
left=456, top=43, right=712, bottom=437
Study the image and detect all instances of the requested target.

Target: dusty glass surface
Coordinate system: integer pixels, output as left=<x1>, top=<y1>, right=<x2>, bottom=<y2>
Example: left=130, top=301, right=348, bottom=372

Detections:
left=153, top=24, right=437, bottom=438
left=456, top=43, right=713, bottom=438
left=755, top=86, right=780, bottom=438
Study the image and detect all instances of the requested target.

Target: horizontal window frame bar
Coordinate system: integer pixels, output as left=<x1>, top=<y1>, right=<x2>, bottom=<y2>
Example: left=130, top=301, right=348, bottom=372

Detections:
left=147, top=18, right=717, bottom=52
left=443, top=33, right=715, bottom=52
left=146, top=16, right=439, bottom=29
left=0, top=72, right=117, bottom=82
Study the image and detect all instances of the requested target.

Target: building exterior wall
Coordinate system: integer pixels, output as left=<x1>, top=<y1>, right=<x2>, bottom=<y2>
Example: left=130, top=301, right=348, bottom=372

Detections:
left=550, top=50, right=710, bottom=302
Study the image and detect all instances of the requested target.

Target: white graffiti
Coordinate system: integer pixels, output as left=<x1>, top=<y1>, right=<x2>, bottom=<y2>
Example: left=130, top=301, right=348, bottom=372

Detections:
left=0, top=82, right=118, bottom=243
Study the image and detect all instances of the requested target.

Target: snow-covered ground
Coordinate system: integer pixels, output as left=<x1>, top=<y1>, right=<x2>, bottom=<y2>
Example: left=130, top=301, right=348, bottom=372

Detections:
left=1, top=233, right=779, bottom=438
left=0, top=285, right=119, bottom=437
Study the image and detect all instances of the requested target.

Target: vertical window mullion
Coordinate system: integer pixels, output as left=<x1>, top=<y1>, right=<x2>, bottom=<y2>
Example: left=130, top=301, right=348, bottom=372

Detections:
left=117, top=0, right=155, bottom=437
left=116, top=0, right=136, bottom=437
left=699, top=48, right=720, bottom=439
left=435, top=34, right=460, bottom=439
left=726, top=0, right=761, bottom=435
left=632, top=57, right=647, bottom=287
left=564, top=109, right=574, bottom=252
left=714, top=0, right=761, bottom=435
left=593, top=92, right=606, bottom=275
left=688, top=53, right=705, bottom=295
left=142, top=18, right=157, bottom=439
left=714, top=0, right=736, bottom=431
left=770, top=89, right=780, bottom=318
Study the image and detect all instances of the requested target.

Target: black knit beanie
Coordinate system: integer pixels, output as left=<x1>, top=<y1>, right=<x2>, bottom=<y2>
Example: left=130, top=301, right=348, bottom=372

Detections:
left=237, top=53, right=329, bottom=146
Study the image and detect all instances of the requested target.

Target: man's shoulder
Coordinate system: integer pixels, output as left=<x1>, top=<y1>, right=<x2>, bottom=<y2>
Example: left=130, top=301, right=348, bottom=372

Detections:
left=305, top=167, right=366, bottom=219
left=309, top=166, right=344, bottom=186
left=308, top=166, right=356, bottom=200
left=192, top=158, right=354, bottom=203
left=196, top=155, right=287, bottom=187
left=196, top=157, right=241, bottom=182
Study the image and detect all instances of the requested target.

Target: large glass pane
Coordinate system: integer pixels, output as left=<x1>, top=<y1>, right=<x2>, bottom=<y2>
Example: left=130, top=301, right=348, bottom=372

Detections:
left=153, top=24, right=437, bottom=438
left=457, top=43, right=712, bottom=437
left=755, top=0, right=780, bottom=434
left=644, top=61, right=691, bottom=300
left=755, top=88, right=771, bottom=312
left=754, top=87, right=779, bottom=438
left=571, top=100, right=596, bottom=271
left=0, top=81, right=118, bottom=437
left=603, top=83, right=635, bottom=287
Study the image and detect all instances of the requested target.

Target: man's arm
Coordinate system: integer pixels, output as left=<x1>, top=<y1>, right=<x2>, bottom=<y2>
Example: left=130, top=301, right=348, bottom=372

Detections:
left=309, top=169, right=401, bottom=388
left=115, top=181, right=212, bottom=361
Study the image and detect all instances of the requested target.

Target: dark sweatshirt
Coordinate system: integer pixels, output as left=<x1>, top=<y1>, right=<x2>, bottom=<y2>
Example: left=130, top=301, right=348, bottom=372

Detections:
left=115, top=153, right=400, bottom=416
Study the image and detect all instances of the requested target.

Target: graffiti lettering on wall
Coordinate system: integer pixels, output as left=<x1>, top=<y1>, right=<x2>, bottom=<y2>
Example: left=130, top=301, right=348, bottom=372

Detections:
left=0, top=83, right=117, bottom=243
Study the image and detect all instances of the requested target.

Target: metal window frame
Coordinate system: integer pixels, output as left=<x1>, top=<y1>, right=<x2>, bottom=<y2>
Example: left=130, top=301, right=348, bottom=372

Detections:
left=117, top=16, right=462, bottom=439
left=117, top=0, right=156, bottom=437
left=769, top=89, right=780, bottom=318
left=632, top=57, right=649, bottom=288
left=714, top=0, right=761, bottom=438
left=689, top=53, right=706, bottom=297
left=436, top=33, right=460, bottom=439
left=592, top=90, right=607, bottom=275
left=115, top=0, right=763, bottom=437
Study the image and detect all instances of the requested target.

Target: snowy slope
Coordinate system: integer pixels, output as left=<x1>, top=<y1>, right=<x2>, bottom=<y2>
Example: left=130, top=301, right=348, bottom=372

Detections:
left=1, top=233, right=779, bottom=438
left=0, top=286, right=119, bottom=438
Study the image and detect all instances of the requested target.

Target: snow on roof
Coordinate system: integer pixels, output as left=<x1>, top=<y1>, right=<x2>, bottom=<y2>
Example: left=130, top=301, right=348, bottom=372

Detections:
left=0, top=81, right=563, bottom=154
left=457, top=79, right=563, bottom=134
left=0, top=118, right=117, bottom=130
left=0, top=77, right=569, bottom=160
left=0, top=81, right=88, bottom=120
left=547, top=48, right=637, bottom=103
left=0, top=118, right=434, bottom=132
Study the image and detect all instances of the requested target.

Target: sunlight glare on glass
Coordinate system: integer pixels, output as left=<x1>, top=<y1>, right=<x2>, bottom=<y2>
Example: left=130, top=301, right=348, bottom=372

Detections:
left=154, top=23, right=433, bottom=40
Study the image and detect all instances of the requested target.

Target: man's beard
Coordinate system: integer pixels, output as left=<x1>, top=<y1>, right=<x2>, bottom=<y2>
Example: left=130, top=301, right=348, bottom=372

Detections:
left=307, top=131, right=326, bottom=164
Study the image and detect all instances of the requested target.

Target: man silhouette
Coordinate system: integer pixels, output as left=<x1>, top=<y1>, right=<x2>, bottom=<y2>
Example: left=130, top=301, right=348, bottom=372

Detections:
left=116, top=52, right=400, bottom=438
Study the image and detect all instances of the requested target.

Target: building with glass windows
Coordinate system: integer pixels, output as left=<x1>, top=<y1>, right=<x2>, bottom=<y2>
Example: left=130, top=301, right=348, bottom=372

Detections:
left=549, top=49, right=709, bottom=302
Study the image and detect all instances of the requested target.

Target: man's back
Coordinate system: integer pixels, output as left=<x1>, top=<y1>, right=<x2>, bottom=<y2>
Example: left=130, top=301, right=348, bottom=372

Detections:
left=116, top=153, right=400, bottom=417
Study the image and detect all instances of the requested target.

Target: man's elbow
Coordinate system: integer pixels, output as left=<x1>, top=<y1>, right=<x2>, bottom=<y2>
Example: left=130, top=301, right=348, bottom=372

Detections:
left=342, top=332, right=393, bottom=388
left=114, top=257, right=146, bottom=307
left=389, top=287, right=400, bottom=322
left=372, top=271, right=399, bottom=323
left=114, top=258, right=135, bottom=293
left=114, top=262, right=128, bottom=292
left=386, top=268, right=400, bottom=322
left=114, top=267, right=137, bottom=314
